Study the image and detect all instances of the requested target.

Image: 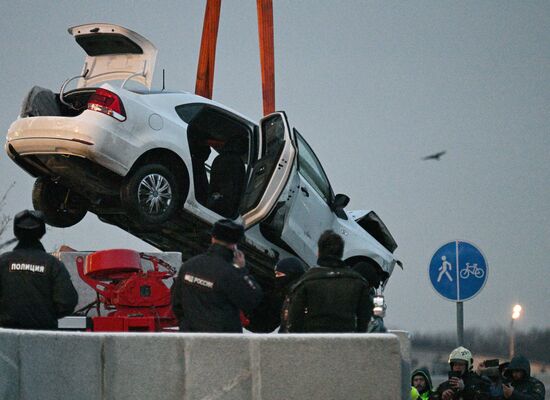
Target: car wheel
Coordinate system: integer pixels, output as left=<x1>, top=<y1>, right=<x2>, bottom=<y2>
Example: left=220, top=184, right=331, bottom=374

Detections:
left=32, top=177, right=88, bottom=228
left=120, top=163, right=183, bottom=225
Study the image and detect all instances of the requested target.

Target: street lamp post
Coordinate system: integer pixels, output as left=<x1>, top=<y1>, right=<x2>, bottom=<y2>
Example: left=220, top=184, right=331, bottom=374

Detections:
left=509, top=304, right=522, bottom=359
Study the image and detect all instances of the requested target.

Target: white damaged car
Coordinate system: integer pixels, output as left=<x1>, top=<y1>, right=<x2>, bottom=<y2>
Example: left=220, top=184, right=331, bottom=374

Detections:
left=5, top=23, right=399, bottom=291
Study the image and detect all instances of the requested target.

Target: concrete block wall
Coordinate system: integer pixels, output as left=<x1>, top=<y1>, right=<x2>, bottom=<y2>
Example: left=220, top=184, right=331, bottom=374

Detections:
left=0, top=329, right=410, bottom=400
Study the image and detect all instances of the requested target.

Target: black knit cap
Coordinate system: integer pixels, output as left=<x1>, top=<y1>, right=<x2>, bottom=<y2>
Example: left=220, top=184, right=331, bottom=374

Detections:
left=13, top=209, right=46, bottom=240
left=275, top=257, right=306, bottom=279
left=210, top=219, right=244, bottom=244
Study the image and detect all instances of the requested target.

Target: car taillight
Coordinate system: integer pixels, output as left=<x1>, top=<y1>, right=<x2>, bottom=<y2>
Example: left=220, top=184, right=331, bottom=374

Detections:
left=87, top=88, right=126, bottom=121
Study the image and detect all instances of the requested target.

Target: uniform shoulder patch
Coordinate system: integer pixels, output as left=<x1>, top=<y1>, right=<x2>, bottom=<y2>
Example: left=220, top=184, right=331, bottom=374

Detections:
left=9, top=263, right=46, bottom=273
left=184, top=273, right=214, bottom=289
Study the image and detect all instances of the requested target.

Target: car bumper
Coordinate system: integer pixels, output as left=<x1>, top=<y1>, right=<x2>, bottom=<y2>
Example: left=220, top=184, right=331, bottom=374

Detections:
left=6, top=114, right=131, bottom=176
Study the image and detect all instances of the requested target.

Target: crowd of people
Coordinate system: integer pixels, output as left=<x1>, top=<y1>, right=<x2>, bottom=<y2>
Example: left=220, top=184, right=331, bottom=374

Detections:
left=0, top=211, right=546, bottom=399
left=170, top=218, right=380, bottom=334
left=0, top=212, right=383, bottom=334
left=411, top=346, right=545, bottom=400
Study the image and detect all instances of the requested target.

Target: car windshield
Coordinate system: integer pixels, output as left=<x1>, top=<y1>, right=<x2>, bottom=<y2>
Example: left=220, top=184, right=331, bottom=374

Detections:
left=295, top=130, right=332, bottom=203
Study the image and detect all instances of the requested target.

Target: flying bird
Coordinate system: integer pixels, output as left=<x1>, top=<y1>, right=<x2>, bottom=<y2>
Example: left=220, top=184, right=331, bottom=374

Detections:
left=422, top=150, right=446, bottom=161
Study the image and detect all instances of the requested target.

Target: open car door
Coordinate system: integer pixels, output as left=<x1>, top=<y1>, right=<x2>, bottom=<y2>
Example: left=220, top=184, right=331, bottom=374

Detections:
left=241, top=112, right=296, bottom=228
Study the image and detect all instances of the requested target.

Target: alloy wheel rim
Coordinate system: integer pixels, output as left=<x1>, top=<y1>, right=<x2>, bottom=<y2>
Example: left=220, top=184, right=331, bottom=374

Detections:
left=137, top=173, right=172, bottom=215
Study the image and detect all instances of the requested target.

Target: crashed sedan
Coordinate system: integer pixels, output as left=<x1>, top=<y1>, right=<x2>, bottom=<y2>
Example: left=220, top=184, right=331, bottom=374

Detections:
left=5, top=23, right=399, bottom=292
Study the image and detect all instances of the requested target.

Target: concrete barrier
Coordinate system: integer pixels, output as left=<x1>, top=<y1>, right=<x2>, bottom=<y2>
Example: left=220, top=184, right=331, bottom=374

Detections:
left=0, top=329, right=410, bottom=400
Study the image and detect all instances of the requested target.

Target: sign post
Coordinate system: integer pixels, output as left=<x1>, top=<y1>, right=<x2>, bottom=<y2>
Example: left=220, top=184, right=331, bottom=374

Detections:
left=429, top=241, right=488, bottom=346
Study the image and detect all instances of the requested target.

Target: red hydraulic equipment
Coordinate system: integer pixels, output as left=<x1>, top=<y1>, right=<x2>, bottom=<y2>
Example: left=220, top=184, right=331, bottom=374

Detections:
left=75, top=249, right=178, bottom=332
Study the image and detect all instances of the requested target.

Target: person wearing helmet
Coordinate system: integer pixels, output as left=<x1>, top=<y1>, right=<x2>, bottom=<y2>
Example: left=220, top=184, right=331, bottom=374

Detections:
left=0, top=210, right=78, bottom=329
left=502, top=355, right=545, bottom=400
left=411, top=367, right=435, bottom=400
left=247, top=256, right=307, bottom=333
left=434, top=346, right=490, bottom=400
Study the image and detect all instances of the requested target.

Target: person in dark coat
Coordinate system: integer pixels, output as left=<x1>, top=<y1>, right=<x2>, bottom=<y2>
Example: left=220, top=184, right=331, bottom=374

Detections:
left=434, top=346, right=490, bottom=400
left=502, top=355, right=545, bottom=400
left=0, top=210, right=78, bottom=329
left=283, top=230, right=373, bottom=333
left=411, top=367, right=435, bottom=400
left=247, top=257, right=306, bottom=333
left=171, top=219, right=263, bottom=332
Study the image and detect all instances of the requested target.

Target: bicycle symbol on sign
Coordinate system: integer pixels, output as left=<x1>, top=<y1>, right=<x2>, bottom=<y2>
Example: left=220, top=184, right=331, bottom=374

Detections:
left=460, top=262, right=485, bottom=279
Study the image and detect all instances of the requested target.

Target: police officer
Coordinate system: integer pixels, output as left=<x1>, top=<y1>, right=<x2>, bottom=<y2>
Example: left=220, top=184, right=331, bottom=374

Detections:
left=247, top=256, right=306, bottom=333
left=0, top=210, right=78, bottom=329
left=283, top=230, right=373, bottom=333
left=171, top=219, right=263, bottom=332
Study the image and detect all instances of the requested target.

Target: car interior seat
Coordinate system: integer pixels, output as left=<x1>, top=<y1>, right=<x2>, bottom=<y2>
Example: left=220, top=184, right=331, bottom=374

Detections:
left=207, top=136, right=247, bottom=218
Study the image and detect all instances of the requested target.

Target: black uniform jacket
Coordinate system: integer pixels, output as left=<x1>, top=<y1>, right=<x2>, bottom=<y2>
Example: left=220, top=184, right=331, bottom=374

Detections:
left=0, top=240, right=78, bottom=329
left=171, top=243, right=263, bottom=332
left=283, top=256, right=373, bottom=333
left=505, top=355, right=545, bottom=400
left=435, top=371, right=490, bottom=400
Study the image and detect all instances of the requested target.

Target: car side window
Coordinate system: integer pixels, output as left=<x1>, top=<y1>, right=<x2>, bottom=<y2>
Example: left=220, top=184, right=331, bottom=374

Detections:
left=241, top=115, right=286, bottom=212
left=175, top=103, right=204, bottom=123
left=262, top=116, right=285, bottom=158
left=295, top=131, right=332, bottom=203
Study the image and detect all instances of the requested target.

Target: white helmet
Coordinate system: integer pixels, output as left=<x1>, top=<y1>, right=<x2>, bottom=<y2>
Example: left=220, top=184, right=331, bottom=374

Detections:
left=448, top=346, right=473, bottom=371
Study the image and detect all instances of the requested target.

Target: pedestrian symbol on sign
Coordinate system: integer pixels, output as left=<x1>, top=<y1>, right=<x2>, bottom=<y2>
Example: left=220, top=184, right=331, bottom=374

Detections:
left=437, top=255, right=453, bottom=283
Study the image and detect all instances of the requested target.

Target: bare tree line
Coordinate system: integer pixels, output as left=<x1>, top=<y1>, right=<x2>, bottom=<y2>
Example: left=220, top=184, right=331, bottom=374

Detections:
left=0, top=182, right=16, bottom=250
left=412, top=327, right=550, bottom=363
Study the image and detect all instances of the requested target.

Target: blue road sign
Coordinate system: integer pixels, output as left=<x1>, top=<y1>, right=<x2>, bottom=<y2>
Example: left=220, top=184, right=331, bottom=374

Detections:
left=429, top=241, right=488, bottom=302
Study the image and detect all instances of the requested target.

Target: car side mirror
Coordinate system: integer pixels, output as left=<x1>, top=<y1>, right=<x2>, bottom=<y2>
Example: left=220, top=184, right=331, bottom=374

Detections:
left=331, top=193, right=350, bottom=219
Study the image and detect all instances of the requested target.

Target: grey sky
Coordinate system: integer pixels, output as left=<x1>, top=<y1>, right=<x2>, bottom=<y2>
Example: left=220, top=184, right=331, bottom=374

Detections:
left=1, top=1, right=548, bottom=334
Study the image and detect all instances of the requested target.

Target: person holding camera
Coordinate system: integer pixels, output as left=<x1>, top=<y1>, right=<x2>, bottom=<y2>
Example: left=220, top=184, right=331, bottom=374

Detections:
left=171, top=219, right=263, bottom=332
left=0, top=210, right=78, bottom=330
left=501, top=355, right=545, bottom=400
left=434, top=346, right=490, bottom=400
left=477, top=359, right=508, bottom=399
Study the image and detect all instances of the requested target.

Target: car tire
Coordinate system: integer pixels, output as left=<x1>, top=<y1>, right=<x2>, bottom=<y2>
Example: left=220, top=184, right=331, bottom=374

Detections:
left=32, top=177, right=88, bottom=228
left=120, top=163, right=184, bottom=225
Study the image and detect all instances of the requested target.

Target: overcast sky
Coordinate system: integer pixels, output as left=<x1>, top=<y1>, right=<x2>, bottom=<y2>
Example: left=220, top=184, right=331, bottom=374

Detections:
left=1, top=1, right=548, bottom=335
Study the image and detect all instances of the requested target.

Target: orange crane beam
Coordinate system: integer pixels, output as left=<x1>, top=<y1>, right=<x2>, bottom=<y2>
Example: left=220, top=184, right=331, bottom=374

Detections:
left=195, top=0, right=222, bottom=99
left=195, top=0, right=276, bottom=115
left=256, top=0, right=275, bottom=115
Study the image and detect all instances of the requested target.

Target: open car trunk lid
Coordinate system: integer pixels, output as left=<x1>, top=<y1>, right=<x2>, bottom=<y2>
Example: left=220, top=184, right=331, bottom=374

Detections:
left=68, top=23, right=157, bottom=89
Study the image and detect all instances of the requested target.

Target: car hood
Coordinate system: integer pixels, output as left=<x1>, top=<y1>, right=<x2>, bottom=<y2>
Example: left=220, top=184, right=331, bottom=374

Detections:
left=68, top=23, right=157, bottom=89
left=347, top=209, right=398, bottom=253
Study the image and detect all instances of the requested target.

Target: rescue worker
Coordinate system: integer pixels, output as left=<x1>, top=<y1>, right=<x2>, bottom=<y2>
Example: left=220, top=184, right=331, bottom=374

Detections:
left=434, top=346, right=490, bottom=400
left=411, top=367, right=435, bottom=400
left=171, top=219, right=263, bottom=332
left=0, top=209, right=78, bottom=329
left=283, top=230, right=373, bottom=333
left=502, top=355, right=545, bottom=400
left=247, top=256, right=306, bottom=333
